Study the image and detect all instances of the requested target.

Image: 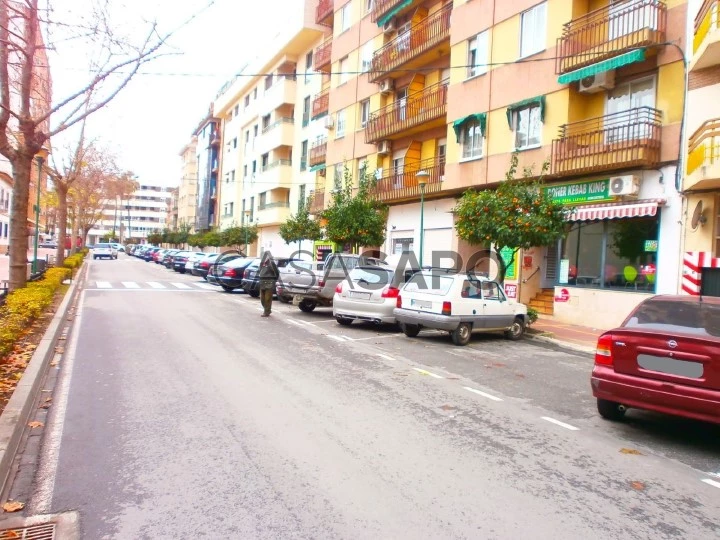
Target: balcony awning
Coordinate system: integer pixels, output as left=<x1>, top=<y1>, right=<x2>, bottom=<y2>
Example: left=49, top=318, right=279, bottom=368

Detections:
left=557, top=49, right=646, bottom=85
left=452, top=113, right=487, bottom=142
left=377, top=0, right=413, bottom=27
left=567, top=198, right=665, bottom=222
left=309, top=163, right=327, bottom=172
left=506, top=95, right=545, bottom=128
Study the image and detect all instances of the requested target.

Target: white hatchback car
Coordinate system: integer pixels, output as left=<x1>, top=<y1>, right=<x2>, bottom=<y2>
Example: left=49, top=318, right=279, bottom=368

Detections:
left=394, top=269, right=528, bottom=346
left=333, top=266, right=406, bottom=326
left=92, top=243, right=118, bottom=260
left=184, top=252, right=207, bottom=273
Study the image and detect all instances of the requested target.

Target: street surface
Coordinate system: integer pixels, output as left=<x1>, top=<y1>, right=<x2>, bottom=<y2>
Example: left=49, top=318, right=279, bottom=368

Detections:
left=14, top=253, right=720, bottom=538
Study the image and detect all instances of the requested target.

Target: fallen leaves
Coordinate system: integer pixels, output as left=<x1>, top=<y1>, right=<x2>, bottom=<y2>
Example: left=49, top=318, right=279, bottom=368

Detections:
left=440, top=404, right=456, bottom=411
left=630, top=481, right=646, bottom=491
left=27, top=421, right=44, bottom=429
left=1, top=500, right=24, bottom=513
left=620, top=448, right=644, bottom=455
left=39, top=397, right=52, bottom=409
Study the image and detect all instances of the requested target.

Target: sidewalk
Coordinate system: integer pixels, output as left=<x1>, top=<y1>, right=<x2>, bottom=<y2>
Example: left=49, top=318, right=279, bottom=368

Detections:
left=527, top=316, right=606, bottom=355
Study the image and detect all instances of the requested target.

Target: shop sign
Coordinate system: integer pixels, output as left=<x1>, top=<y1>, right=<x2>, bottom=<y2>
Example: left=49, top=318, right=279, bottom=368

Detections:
left=644, top=240, right=658, bottom=252
left=504, top=283, right=517, bottom=299
left=558, top=259, right=570, bottom=285
left=499, top=246, right=518, bottom=280
left=544, top=179, right=613, bottom=206
left=554, top=288, right=570, bottom=302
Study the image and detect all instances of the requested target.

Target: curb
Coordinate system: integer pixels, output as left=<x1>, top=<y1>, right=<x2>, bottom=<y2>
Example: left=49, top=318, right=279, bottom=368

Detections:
left=0, top=262, right=86, bottom=497
left=526, top=331, right=595, bottom=356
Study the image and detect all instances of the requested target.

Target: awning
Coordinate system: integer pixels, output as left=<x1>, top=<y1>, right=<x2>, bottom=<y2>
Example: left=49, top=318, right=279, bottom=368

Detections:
left=506, top=95, right=545, bottom=128
left=567, top=198, right=665, bottom=222
left=452, top=113, right=487, bottom=142
left=377, top=0, right=413, bottom=27
left=558, top=49, right=646, bottom=85
left=309, top=163, right=327, bottom=172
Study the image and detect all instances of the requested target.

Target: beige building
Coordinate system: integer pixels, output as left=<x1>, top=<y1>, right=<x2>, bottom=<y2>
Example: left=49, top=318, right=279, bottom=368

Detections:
left=178, top=138, right=198, bottom=231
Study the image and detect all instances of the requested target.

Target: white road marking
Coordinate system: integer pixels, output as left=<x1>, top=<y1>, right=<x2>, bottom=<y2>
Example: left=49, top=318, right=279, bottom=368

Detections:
left=541, top=416, right=580, bottom=431
left=31, top=290, right=86, bottom=513
left=413, top=368, right=443, bottom=379
left=327, top=335, right=348, bottom=342
left=193, top=282, right=216, bottom=290
left=294, top=319, right=317, bottom=327
left=287, top=320, right=307, bottom=328
left=463, top=386, right=503, bottom=402
left=95, top=281, right=112, bottom=289
left=377, top=353, right=395, bottom=361
left=147, top=282, right=166, bottom=289
left=351, top=333, right=404, bottom=342
left=171, top=282, right=191, bottom=289
left=121, top=281, right=140, bottom=289
left=701, top=478, right=720, bottom=489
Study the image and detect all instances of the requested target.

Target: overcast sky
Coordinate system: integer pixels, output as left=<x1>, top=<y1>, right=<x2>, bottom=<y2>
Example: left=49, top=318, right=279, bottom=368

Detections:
left=49, top=0, right=294, bottom=186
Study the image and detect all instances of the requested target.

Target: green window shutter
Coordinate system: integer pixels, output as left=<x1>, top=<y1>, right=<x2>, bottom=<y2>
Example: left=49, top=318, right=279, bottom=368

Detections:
left=557, top=49, right=646, bottom=85
left=506, top=95, right=546, bottom=128
left=452, top=113, right=487, bottom=143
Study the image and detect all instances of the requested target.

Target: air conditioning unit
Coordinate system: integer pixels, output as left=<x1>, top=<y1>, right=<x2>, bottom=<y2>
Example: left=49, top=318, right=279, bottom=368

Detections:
left=377, top=140, right=392, bottom=155
left=578, top=71, right=615, bottom=93
left=609, top=175, right=640, bottom=197
left=324, top=115, right=335, bottom=129
left=379, top=78, right=394, bottom=95
left=383, top=19, right=396, bottom=34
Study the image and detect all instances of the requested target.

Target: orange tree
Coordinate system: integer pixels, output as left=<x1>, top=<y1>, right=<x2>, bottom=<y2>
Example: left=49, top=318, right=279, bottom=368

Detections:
left=279, top=195, right=323, bottom=255
left=454, top=154, right=568, bottom=282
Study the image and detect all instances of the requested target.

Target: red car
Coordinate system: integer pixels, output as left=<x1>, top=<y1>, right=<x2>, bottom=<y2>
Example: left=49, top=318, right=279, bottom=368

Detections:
left=592, top=295, right=720, bottom=425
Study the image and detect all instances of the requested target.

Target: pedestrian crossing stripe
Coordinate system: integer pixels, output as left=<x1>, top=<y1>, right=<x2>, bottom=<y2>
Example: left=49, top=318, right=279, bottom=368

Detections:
left=121, top=281, right=140, bottom=289
left=90, top=281, right=214, bottom=290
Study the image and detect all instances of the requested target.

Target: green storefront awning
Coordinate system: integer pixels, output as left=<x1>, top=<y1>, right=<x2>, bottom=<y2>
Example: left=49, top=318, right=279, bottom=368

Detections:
left=309, top=163, right=326, bottom=172
left=452, top=113, right=487, bottom=142
left=557, top=49, right=646, bottom=85
left=377, top=0, right=413, bottom=27
left=506, top=95, right=546, bottom=128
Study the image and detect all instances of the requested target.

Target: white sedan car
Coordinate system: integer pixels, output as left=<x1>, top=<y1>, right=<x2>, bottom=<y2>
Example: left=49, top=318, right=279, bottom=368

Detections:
left=333, top=266, right=405, bottom=326
left=92, top=243, right=118, bottom=260
left=185, top=251, right=207, bottom=273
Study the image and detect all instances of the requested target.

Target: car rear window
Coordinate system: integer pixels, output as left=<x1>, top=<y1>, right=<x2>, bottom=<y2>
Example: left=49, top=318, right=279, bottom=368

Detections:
left=350, top=267, right=394, bottom=286
left=403, top=273, right=454, bottom=296
left=624, top=299, right=720, bottom=337
left=95, top=243, right=110, bottom=248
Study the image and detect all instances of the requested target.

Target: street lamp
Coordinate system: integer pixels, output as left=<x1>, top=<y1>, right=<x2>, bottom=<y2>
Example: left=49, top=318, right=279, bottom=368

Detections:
left=125, top=204, right=131, bottom=242
left=32, top=154, right=44, bottom=274
left=244, top=209, right=251, bottom=255
left=416, top=169, right=429, bottom=268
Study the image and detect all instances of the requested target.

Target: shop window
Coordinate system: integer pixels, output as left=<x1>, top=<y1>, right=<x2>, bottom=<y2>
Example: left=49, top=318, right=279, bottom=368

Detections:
left=560, top=216, right=659, bottom=292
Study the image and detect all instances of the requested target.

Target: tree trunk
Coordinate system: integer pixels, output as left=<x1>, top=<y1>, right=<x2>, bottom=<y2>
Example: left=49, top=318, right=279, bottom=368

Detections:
left=71, top=218, right=80, bottom=255
left=55, top=183, right=68, bottom=265
left=8, top=156, right=32, bottom=291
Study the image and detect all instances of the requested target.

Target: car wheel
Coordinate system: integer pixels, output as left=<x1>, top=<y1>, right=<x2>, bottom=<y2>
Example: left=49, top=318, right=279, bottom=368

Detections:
left=597, top=398, right=626, bottom=421
left=451, top=323, right=472, bottom=346
left=249, top=290, right=260, bottom=298
left=336, top=316, right=353, bottom=326
left=402, top=323, right=421, bottom=337
left=298, top=300, right=316, bottom=313
left=179, top=268, right=186, bottom=274
left=278, top=295, right=291, bottom=304
left=504, top=316, right=526, bottom=341
left=221, top=285, right=235, bottom=292
left=93, top=256, right=97, bottom=260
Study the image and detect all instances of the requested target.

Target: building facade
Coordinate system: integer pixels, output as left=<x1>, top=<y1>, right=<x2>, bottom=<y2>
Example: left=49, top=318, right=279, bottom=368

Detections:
left=194, top=109, right=221, bottom=232
left=178, top=138, right=199, bottom=232
left=0, top=161, right=11, bottom=253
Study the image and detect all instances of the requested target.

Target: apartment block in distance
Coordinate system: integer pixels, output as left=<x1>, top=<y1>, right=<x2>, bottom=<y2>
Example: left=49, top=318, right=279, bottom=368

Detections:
left=194, top=106, right=221, bottom=232
left=177, top=137, right=198, bottom=232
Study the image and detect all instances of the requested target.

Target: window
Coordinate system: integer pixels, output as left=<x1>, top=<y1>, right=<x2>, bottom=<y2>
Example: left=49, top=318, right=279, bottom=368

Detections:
left=338, top=56, right=349, bottom=85
left=460, top=119, right=483, bottom=159
left=243, top=165, right=247, bottom=179
left=259, top=192, right=267, bottom=208
left=244, top=95, right=250, bottom=108
left=340, top=2, right=351, bottom=32
left=253, top=124, right=258, bottom=138
left=300, top=140, right=308, bottom=171
left=229, top=202, right=234, bottom=216
left=333, top=164, right=343, bottom=189
left=233, top=137, right=237, bottom=149
left=606, top=77, right=656, bottom=142
left=609, top=0, right=658, bottom=40
left=360, top=99, right=370, bottom=128
left=397, top=22, right=411, bottom=51
left=262, top=114, right=271, bottom=131
left=234, top=104, right=239, bottom=117
left=261, top=153, right=269, bottom=169
left=250, top=196, right=254, bottom=221
left=365, top=0, right=374, bottom=13
left=361, top=41, right=373, bottom=73
left=231, top=170, right=235, bottom=182
left=336, top=109, right=346, bottom=138
left=305, top=51, right=313, bottom=83
left=264, top=74, right=273, bottom=90
left=520, top=2, right=547, bottom=58
left=303, top=96, right=311, bottom=126
left=467, top=31, right=488, bottom=78
left=298, top=184, right=306, bottom=211
left=513, top=104, right=542, bottom=149
left=253, top=87, right=257, bottom=100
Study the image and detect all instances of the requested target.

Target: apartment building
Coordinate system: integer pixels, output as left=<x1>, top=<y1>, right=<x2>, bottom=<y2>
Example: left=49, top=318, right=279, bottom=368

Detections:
left=0, top=164, right=11, bottom=252
left=178, top=138, right=199, bottom=232
left=194, top=109, right=221, bottom=232
left=683, top=0, right=720, bottom=295
left=213, top=1, right=325, bottom=257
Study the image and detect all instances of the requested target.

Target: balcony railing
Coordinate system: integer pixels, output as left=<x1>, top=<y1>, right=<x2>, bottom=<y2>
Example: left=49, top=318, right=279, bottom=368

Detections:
left=312, top=89, right=329, bottom=120
left=309, top=138, right=328, bottom=167
left=371, top=156, right=445, bottom=203
left=370, top=4, right=452, bottom=82
left=262, top=117, right=294, bottom=134
left=259, top=201, right=291, bottom=211
left=365, top=81, right=448, bottom=143
left=371, top=0, right=414, bottom=23
left=316, top=0, right=334, bottom=26
left=556, top=0, right=667, bottom=74
left=314, top=37, right=332, bottom=72
left=308, top=190, right=325, bottom=213
left=694, top=0, right=719, bottom=53
left=687, top=118, right=720, bottom=175
left=261, top=159, right=292, bottom=173
left=551, top=107, right=662, bottom=175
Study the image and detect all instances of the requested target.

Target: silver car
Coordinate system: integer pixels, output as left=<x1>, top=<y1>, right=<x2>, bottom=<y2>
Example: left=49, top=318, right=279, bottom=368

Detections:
left=332, top=266, right=404, bottom=326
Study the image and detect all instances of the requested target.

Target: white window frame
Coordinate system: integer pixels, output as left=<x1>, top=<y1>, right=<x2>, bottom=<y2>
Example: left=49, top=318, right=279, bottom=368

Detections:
left=609, top=0, right=659, bottom=40
left=365, top=0, right=374, bottom=14
left=361, top=41, right=373, bottom=73
left=336, top=109, right=347, bottom=138
left=360, top=99, right=370, bottom=128
left=338, top=56, right=349, bottom=86
left=460, top=120, right=484, bottom=160
left=340, top=3, right=351, bottom=33
left=513, top=104, right=542, bottom=150
left=467, top=31, right=488, bottom=78
left=604, top=75, right=657, bottom=143
left=519, top=2, right=547, bottom=58
left=333, top=164, right=344, bottom=190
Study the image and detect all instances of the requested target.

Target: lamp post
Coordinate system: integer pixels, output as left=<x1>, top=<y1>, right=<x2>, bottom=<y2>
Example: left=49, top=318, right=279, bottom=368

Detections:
left=244, top=209, right=251, bottom=255
left=126, top=204, right=131, bottom=242
left=32, top=155, right=44, bottom=274
left=416, top=170, right=429, bottom=268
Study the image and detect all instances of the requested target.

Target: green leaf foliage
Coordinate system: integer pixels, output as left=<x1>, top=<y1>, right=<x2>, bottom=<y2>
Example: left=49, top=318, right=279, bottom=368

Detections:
left=279, top=196, right=323, bottom=245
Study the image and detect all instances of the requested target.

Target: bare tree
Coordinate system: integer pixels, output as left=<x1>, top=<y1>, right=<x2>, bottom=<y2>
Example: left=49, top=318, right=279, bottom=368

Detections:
left=0, top=0, right=172, bottom=290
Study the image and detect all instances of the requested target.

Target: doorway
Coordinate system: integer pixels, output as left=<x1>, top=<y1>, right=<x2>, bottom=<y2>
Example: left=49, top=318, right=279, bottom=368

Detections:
left=541, top=242, right=559, bottom=288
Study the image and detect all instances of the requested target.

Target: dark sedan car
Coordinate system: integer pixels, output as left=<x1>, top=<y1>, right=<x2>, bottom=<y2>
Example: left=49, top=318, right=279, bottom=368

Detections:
left=206, top=254, right=244, bottom=286
left=217, top=258, right=258, bottom=292
left=143, top=247, right=161, bottom=262
left=162, top=249, right=180, bottom=268
left=171, top=251, right=195, bottom=273
left=241, top=257, right=303, bottom=298
left=592, top=295, right=720, bottom=425
left=192, top=253, right=220, bottom=279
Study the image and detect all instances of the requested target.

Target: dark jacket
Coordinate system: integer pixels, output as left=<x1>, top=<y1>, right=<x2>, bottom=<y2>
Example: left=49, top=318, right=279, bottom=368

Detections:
left=258, top=258, right=279, bottom=290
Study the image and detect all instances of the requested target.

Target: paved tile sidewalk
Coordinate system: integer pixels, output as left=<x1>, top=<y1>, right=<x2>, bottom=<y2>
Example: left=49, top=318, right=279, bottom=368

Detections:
left=528, top=316, right=607, bottom=354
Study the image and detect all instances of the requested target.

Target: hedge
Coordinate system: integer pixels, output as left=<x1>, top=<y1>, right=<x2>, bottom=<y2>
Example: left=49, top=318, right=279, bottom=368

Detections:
left=0, top=255, right=81, bottom=360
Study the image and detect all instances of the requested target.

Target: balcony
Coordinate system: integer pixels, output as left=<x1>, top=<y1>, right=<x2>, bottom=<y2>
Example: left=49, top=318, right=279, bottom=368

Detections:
left=365, top=81, right=447, bottom=143
left=308, top=190, right=325, bottom=213
left=316, top=0, right=333, bottom=26
left=370, top=5, right=451, bottom=82
left=686, top=118, right=720, bottom=190
left=556, top=0, right=667, bottom=75
left=314, top=37, right=332, bottom=73
left=261, top=76, right=297, bottom=112
left=371, top=0, right=416, bottom=24
left=692, top=0, right=720, bottom=71
left=371, top=156, right=444, bottom=203
left=210, top=132, right=221, bottom=146
left=257, top=117, right=295, bottom=155
left=259, top=160, right=293, bottom=190
left=257, top=200, right=291, bottom=225
left=312, top=89, right=329, bottom=120
left=551, top=107, right=662, bottom=175
left=309, top=138, right=328, bottom=167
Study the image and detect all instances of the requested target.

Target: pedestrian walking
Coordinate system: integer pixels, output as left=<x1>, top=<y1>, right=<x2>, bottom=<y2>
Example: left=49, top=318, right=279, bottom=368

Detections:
left=257, top=251, right=279, bottom=317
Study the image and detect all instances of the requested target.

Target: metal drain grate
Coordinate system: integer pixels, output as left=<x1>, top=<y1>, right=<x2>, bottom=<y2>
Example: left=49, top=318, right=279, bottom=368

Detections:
left=0, top=523, right=55, bottom=540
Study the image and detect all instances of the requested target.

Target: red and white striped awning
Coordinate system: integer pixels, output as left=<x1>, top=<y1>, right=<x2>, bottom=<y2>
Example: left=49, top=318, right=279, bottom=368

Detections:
left=567, top=199, right=665, bottom=222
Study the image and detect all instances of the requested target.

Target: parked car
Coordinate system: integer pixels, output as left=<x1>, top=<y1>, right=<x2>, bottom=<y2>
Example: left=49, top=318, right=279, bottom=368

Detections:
left=185, top=252, right=207, bottom=273
left=276, top=260, right=325, bottom=303
left=217, top=258, right=258, bottom=292
left=162, top=249, right=181, bottom=268
left=153, top=249, right=167, bottom=263
left=92, top=243, right=118, bottom=260
left=110, top=242, right=125, bottom=252
left=172, top=251, right=195, bottom=273
left=333, top=265, right=414, bottom=326
left=206, top=254, right=244, bottom=285
left=241, top=257, right=304, bottom=298
left=143, top=247, right=160, bottom=262
left=39, top=241, right=58, bottom=248
left=192, top=253, right=220, bottom=279
left=394, top=269, right=528, bottom=346
left=591, top=295, right=720, bottom=425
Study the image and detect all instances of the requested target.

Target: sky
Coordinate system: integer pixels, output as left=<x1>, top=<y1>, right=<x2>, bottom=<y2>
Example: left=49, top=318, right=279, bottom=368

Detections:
left=48, top=0, right=295, bottom=186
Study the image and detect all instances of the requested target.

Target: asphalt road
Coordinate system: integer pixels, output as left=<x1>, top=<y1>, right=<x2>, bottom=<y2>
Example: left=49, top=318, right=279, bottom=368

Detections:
left=23, top=253, right=720, bottom=538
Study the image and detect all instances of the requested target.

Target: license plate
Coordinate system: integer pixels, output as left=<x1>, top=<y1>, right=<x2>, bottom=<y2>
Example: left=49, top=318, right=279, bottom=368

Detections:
left=348, top=291, right=371, bottom=299
left=637, top=354, right=703, bottom=378
left=411, top=299, right=432, bottom=309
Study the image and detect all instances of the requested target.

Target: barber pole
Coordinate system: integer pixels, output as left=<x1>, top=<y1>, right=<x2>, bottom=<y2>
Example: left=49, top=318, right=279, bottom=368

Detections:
left=682, top=251, right=720, bottom=295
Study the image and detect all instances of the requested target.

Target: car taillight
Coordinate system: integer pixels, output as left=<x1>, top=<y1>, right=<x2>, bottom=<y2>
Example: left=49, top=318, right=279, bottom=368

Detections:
left=396, top=295, right=402, bottom=308
left=335, top=282, right=343, bottom=294
left=442, top=301, right=452, bottom=316
left=595, top=334, right=614, bottom=366
left=381, top=286, right=399, bottom=298
left=224, top=268, right=236, bottom=277
left=200, top=262, right=209, bottom=269
left=319, top=278, right=326, bottom=287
